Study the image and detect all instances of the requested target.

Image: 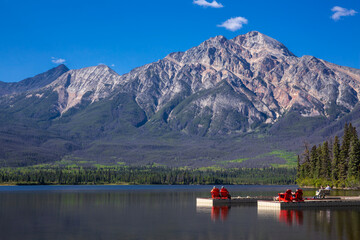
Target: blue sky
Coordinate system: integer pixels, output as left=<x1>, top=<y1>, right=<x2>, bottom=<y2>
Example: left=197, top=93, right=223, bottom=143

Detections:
left=0, top=0, right=359, bottom=82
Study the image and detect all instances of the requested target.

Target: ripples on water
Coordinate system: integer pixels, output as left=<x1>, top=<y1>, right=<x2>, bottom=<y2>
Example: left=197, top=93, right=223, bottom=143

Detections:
left=0, top=185, right=359, bottom=240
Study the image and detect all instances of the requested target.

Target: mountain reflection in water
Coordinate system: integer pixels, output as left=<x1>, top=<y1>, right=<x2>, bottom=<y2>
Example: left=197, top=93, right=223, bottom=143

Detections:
left=0, top=185, right=359, bottom=240
left=257, top=207, right=360, bottom=240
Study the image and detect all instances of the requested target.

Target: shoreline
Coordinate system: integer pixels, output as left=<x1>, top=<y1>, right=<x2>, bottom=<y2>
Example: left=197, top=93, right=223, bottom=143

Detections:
left=300, top=185, right=360, bottom=190
left=0, top=182, right=132, bottom=186
left=2, top=182, right=357, bottom=189
left=0, top=183, right=357, bottom=189
left=1, top=183, right=358, bottom=190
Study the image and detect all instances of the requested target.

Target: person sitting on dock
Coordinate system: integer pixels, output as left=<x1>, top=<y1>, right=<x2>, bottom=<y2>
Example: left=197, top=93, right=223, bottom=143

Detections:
left=278, top=189, right=293, bottom=202
left=285, top=189, right=293, bottom=202
left=315, top=188, right=331, bottom=198
left=211, top=186, right=220, bottom=199
left=220, top=186, right=231, bottom=199
left=293, top=188, right=304, bottom=202
left=325, top=185, right=331, bottom=190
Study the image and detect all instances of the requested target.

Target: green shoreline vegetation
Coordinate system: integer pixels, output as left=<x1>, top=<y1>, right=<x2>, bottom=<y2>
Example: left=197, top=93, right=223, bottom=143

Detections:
left=3, top=121, right=359, bottom=188
left=0, top=166, right=296, bottom=185
left=297, top=123, right=360, bottom=188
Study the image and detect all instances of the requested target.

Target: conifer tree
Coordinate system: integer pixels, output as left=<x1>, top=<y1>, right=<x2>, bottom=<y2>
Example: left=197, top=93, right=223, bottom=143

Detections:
left=339, top=123, right=351, bottom=180
left=320, top=141, right=331, bottom=179
left=316, top=145, right=323, bottom=178
left=349, top=123, right=357, bottom=141
left=310, top=145, right=319, bottom=178
left=297, top=155, right=301, bottom=179
left=301, top=143, right=311, bottom=177
left=332, top=136, right=341, bottom=180
left=348, top=134, right=360, bottom=179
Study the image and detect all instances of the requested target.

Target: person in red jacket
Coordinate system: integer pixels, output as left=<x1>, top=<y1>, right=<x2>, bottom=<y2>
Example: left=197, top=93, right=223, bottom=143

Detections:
left=294, top=188, right=304, bottom=202
left=211, top=186, right=220, bottom=199
left=284, top=189, right=293, bottom=202
left=220, top=186, right=231, bottom=199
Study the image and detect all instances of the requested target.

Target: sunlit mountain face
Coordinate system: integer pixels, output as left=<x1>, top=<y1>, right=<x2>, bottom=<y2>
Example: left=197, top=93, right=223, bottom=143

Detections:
left=1, top=31, right=360, bottom=167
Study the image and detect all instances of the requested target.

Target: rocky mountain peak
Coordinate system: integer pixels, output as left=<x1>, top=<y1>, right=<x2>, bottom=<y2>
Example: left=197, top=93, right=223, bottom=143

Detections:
left=117, top=31, right=360, bottom=135
left=4, top=31, right=360, bottom=136
left=204, top=35, right=228, bottom=45
left=0, top=64, right=69, bottom=96
left=165, top=31, right=296, bottom=71
left=50, top=65, right=121, bottom=113
left=54, top=64, right=69, bottom=72
left=94, top=64, right=114, bottom=71
left=232, top=31, right=295, bottom=57
left=2, top=31, right=360, bottom=168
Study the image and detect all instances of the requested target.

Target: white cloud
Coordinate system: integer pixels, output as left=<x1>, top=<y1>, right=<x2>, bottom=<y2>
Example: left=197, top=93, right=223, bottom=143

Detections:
left=331, top=6, right=357, bottom=21
left=217, top=17, right=248, bottom=31
left=97, top=63, right=115, bottom=67
left=51, top=57, right=66, bottom=64
left=193, top=0, right=223, bottom=8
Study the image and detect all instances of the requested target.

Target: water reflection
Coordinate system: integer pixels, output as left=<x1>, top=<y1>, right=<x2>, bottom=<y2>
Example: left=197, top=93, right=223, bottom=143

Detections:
left=211, top=206, right=230, bottom=222
left=257, top=209, right=304, bottom=226
left=258, top=207, right=360, bottom=240
left=278, top=210, right=303, bottom=226
left=196, top=206, right=231, bottom=222
left=0, top=186, right=359, bottom=240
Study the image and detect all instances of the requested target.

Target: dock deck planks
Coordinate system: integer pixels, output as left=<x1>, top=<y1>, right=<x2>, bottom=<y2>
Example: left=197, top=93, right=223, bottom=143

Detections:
left=258, top=196, right=360, bottom=209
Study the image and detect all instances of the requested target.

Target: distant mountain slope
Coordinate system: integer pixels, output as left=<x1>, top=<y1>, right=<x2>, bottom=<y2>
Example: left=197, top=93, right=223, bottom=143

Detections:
left=0, top=64, right=69, bottom=96
left=1, top=31, right=360, bottom=167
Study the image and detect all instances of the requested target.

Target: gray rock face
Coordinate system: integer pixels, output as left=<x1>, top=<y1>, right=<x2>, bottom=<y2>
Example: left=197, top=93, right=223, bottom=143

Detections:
left=48, top=64, right=121, bottom=113
left=112, top=31, right=360, bottom=134
left=4, top=31, right=360, bottom=136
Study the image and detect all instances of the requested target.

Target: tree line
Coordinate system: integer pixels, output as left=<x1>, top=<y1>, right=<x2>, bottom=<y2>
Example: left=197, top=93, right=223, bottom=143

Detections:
left=0, top=166, right=296, bottom=185
left=297, top=123, right=360, bottom=188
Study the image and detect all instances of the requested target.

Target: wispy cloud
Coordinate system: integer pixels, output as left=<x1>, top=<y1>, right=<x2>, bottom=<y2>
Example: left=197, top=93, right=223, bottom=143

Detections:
left=331, top=6, right=357, bottom=21
left=51, top=57, right=66, bottom=64
left=217, top=17, right=248, bottom=31
left=97, top=63, right=115, bottom=67
left=193, top=0, right=223, bottom=8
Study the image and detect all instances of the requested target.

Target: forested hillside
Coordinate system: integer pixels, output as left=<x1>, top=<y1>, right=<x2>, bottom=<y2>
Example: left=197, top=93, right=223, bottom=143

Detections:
left=0, top=166, right=296, bottom=185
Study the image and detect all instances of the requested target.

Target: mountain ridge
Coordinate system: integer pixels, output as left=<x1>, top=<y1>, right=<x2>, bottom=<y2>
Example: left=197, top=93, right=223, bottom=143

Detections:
left=1, top=31, right=360, bottom=167
left=0, top=64, right=69, bottom=96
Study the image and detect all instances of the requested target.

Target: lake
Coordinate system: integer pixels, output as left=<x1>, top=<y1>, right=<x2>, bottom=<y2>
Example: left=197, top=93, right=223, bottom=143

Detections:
left=0, top=185, right=359, bottom=240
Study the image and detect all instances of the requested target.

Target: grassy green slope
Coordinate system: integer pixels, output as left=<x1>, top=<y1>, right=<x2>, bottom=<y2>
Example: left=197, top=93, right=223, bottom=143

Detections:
left=0, top=84, right=353, bottom=168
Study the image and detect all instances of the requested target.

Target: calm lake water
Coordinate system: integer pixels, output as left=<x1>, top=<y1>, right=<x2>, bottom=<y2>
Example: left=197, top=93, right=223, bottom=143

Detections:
left=0, top=185, right=359, bottom=240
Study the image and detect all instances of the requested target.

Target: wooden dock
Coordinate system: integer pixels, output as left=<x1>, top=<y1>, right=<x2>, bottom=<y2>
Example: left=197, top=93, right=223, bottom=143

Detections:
left=258, top=196, right=360, bottom=209
left=196, top=196, right=273, bottom=207
left=197, top=196, right=360, bottom=208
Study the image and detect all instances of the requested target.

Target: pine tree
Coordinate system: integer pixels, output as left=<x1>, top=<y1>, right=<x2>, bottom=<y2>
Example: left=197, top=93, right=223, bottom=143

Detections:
left=297, top=155, right=301, bottom=179
left=349, top=123, right=357, bottom=141
left=332, top=136, right=341, bottom=180
left=348, top=135, right=360, bottom=179
left=318, top=145, right=324, bottom=177
left=301, top=143, right=311, bottom=177
left=339, top=123, right=351, bottom=180
left=310, top=145, right=319, bottom=178
left=320, top=141, right=331, bottom=179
